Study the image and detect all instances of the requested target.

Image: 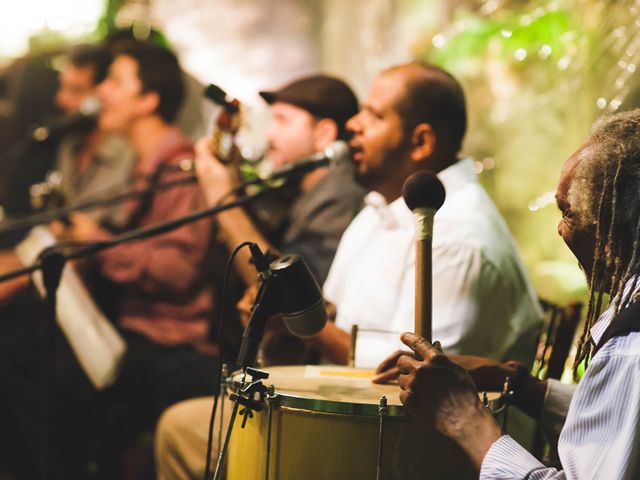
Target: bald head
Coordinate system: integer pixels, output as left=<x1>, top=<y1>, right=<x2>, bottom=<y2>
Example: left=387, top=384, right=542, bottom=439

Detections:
left=382, top=62, right=467, bottom=161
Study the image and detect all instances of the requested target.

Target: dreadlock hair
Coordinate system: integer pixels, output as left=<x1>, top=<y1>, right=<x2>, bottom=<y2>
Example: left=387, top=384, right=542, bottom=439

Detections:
left=569, top=108, right=640, bottom=377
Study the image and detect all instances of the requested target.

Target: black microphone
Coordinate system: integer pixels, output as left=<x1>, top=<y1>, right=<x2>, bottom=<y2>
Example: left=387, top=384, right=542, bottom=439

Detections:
left=402, top=171, right=446, bottom=342
left=268, top=254, right=327, bottom=338
left=203, top=83, right=240, bottom=113
left=236, top=247, right=327, bottom=368
left=30, top=96, right=101, bottom=143
left=260, top=140, right=348, bottom=181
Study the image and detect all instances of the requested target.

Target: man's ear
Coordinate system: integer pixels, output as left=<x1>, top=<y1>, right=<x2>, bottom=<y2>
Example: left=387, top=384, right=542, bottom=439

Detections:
left=410, top=123, right=435, bottom=162
left=313, top=118, right=339, bottom=150
left=138, top=90, right=161, bottom=117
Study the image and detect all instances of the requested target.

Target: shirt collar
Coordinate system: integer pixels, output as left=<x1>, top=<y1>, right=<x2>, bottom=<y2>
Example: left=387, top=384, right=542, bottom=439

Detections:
left=591, top=276, right=640, bottom=345
left=363, top=191, right=407, bottom=229
left=438, top=157, right=476, bottom=194
left=364, top=158, right=476, bottom=230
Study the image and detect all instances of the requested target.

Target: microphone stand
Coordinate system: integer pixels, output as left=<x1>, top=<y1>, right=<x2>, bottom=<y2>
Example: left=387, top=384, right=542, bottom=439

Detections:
left=0, top=174, right=196, bottom=236
left=0, top=141, right=338, bottom=237
left=0, top=184, right=286, bottom=480
left=212, top=278, right=276, bottom=480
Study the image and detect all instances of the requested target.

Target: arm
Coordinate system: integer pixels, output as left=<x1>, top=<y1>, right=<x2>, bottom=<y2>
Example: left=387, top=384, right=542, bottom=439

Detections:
left=0, top=250, right=30, bottom=307
left=194, top=138, right=272, bottom=286
left=98, top=180, right=211, bottom=295
left=374, top=352, right=549, bottom=419
left=399, top=332, right=640, bottom=480
left=395, top=333, right=503, bottom=470
left=310, top=318, right=351, bottom=365
left=62, top=177, right=212, bottom=296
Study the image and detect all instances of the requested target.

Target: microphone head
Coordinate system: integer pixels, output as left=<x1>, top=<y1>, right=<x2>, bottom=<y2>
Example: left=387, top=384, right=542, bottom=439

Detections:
left=269, top=254, right=327, bottom=338
left=78, top=96, right=101, bottom=117
left=402, top=171, right=446, bottom=212
left=324, top=140, right=348, bottom=163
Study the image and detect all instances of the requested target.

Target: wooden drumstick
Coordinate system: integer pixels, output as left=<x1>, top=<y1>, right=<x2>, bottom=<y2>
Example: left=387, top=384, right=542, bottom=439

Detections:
left=402, top=172, right=446, bottom=342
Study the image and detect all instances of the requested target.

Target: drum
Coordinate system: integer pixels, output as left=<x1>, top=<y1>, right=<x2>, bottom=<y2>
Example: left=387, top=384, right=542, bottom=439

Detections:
left=226, top=365, right=503, bottom=480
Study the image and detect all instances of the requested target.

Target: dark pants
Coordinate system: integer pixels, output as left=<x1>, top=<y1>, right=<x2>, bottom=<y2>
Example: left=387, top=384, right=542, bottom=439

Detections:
left=0, top=312, right=219, bottom=480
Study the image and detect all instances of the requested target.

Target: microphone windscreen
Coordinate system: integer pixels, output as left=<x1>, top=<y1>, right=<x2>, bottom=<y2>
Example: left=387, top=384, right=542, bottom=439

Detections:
left=79, top=96, right=101, bottom=117
left=203, top=84, right=239, bottom=112
left=402, top=171, right=446, bottom=211
left=325, top=140, right=349, bottom=161
left=203, top=84, right=227, bottom=104
left=282, top=298, right=327, bottom=338
left=269, top=254, right=327, bottom=338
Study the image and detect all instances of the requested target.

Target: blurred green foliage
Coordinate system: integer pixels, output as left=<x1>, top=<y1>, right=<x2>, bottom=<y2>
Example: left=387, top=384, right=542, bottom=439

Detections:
left=411, top=0, right=640, bottom=306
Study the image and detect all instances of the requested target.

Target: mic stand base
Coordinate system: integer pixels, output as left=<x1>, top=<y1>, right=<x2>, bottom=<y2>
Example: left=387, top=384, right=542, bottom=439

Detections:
left=212, top=367, right=269, bottom=480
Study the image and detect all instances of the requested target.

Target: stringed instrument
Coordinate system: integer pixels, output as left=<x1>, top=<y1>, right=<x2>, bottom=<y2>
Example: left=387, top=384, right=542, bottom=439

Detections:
left=203, top=83, right=294, bottom=244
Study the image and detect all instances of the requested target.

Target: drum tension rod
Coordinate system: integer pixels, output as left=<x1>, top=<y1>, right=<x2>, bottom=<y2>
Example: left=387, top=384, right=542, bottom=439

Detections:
left=500, top=376, right=513, bottom=433
left=376, top=396, right=388, bottom=480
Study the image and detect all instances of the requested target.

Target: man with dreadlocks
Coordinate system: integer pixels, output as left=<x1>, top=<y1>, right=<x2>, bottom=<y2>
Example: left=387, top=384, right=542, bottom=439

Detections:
left=383, top=109, right=640, bottom=479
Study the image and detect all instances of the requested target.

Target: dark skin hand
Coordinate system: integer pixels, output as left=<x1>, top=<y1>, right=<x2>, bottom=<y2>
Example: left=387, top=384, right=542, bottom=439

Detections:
left=375, top=349, right=513, bottom=389
left=374, top=347, right=548, bottom=419
left=396, top=332, right=502, bottom=470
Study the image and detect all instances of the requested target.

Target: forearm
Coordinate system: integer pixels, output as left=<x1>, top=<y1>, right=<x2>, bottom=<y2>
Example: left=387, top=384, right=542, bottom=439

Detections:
left=450, top=406, right=503, bottom=471
left=311, top=320, right=351, bottom=365
left=0, top=251, right=29, bottom=306
left=516, top=377, right=548, bottom=419
left=450, top=355, right=549, bottom=420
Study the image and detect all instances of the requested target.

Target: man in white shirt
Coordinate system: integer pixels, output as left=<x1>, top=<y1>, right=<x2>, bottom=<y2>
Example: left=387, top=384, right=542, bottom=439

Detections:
left=392, top=108, right=640, bottom=479
left=312, top=62, right=542, bottom=368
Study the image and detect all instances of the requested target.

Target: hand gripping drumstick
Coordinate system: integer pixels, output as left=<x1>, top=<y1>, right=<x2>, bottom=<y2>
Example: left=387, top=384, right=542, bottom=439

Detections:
left=402, top=172, right=446, bottom=342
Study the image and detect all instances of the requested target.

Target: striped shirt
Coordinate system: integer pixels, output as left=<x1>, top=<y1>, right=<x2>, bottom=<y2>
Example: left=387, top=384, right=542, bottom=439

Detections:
left=480, top=294, right=640, bottom=479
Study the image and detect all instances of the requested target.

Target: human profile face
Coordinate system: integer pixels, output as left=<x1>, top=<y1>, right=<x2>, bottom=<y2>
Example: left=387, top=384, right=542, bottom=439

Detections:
left=55, top=64, right=96, bottom=115
left=556, top=145, right=597, bottom=278
left=97, top=55, right=151, bottom=133
left=265, top=102, right=318, bottom=168
left=346, top=71, right=411, bottom=193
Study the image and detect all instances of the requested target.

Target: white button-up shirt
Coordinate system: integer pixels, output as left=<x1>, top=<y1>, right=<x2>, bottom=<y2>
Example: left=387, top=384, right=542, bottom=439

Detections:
left=481, top=293, right=640, bottom=479
left=323, top=159, right=542, bottom=367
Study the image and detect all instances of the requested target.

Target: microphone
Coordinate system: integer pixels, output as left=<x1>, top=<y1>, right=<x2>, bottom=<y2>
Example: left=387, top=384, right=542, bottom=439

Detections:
left=203, top=83, right=240, bottom=113
left=402, top=171, right=446, bottom=342
left=260, top=140, right=348, bottom=181
left=31, top=96, right=101, bottom=143
left=269, top=254, right=327, bottom=338
left=236, top=246, right=327, bottom=368
left=163, top=140, right=348, bottom=182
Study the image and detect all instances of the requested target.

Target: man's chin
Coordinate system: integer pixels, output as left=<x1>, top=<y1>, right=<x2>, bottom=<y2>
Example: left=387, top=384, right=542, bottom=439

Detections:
left=355, top=170, right=377, bottom=190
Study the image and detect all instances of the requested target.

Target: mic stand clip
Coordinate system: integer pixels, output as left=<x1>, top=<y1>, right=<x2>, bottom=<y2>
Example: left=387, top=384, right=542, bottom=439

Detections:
left=212, top=366, right=270, bottom=480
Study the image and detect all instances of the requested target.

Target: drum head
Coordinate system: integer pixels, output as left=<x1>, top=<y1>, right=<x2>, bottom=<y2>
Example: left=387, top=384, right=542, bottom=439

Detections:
left=233, top=365, right=503, bottom=417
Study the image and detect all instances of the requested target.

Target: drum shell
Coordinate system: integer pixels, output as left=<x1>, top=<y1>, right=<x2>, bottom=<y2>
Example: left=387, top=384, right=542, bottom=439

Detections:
left=227, top=366, right=502, bottom=480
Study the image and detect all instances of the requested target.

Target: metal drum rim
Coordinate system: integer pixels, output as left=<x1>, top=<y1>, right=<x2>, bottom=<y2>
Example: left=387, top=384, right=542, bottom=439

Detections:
left=231, top=369, right=505, bottom=418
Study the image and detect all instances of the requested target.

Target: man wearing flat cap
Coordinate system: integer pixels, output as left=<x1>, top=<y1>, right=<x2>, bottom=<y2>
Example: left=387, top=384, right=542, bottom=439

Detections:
left=196, top=74, right=365, bottom=286
left=152, top=75, right=365, bottom=480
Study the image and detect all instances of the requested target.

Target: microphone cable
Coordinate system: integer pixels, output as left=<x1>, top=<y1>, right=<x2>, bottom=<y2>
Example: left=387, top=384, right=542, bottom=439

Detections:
left=203, top=240, right=257, bottom=480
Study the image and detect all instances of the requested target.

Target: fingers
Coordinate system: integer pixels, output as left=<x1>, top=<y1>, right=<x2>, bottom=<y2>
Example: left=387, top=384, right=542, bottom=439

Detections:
left=194, top=137, right=213, bottom=158
left=400, top=332, right=437, bottom=359
left=374, top=349, right=412, bottom=374
left=396, top=353, right=421, bottom=374
left=371, top=366, right=400, bottom=384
